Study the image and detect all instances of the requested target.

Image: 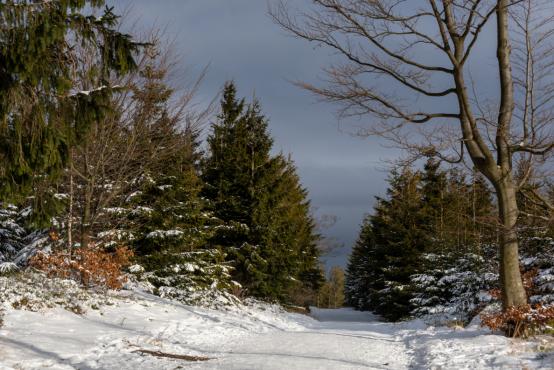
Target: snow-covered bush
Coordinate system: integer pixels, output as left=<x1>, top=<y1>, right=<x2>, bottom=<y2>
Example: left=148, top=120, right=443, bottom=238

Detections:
left=520, top=237, right=554, bottom=305
left=0, top=271, right=120, bottom=314
left=411, top=237, right=554, bottom=327
left=130, top=249, right=241, bottom=308
left=11, top=230, right=51, bottom=266
left=0, top=262, right=19, bottom=275
left=157, top=286, right=242, bottom=309
left=0, top=204, right=26, bottom=262
left=411, top=253, right=498, bottom=325
left=0, top=203, right=51, bottom=266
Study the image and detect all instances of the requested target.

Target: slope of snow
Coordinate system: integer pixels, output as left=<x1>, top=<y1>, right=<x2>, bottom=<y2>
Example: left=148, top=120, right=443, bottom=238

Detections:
left=0, top=290, right=552, bottom=369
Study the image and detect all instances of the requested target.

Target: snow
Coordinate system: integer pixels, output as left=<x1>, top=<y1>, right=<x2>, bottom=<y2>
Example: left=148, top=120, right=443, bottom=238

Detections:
left=1, top=289, right=552, bottom=370
left=146, top=230, right=184, bottom=239
left=74, top=85, right=121, bottom=97
left=103, top=207, right=127, bottom=215
left=0, top=262, right=18, bottom=275
left=128, top=264, right=144, bottom=274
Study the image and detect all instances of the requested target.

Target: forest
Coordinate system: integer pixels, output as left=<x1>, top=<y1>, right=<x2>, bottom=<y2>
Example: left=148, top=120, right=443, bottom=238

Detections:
left=0, top=0, right=323, bottom=306
left=0, top=1, right=554, bottom=369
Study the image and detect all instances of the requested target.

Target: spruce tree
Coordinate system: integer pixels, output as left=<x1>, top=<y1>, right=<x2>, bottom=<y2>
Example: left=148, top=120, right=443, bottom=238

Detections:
left=345, top=216, right=377, bottom=310
left=346, top=168, right=427, bottom=320
left=252, top=155, right=323, bottom=297
left=419, top=159, right=448, bottom=252
left=202, top=84, right=271, bottom=291
left=0, top=1, right=140, bottom=222
left=375, top=169, right=427, bottom=320
left=0, top=204, right=25, bottom=264
left=203, top=82, right=322, bottom=299
left=127, top=146, right=234, bottom=299
left=348, top=162, right=498, bottom=321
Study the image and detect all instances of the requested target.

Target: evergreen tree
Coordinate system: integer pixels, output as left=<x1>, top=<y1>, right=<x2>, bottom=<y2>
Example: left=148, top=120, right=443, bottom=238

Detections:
left=251, top=155, right=323, bottom=296
left=0, top=204, right=25, bottom=264
left=373, top=169, right=427, bottom=320
left=202, top=82, right=322, bottom=299
left=126, top=148, right=234, bottom=299
left=86, top=58, right=234, bottom=301
left=346, top=162, right=497, bottom=321
left=347, top=168, right=426, bottom=320
left=345, top=216, right=378, bottom=310
left=419, top=159, right=449, bottom=253
left=0, top=1, right=140, bottom=222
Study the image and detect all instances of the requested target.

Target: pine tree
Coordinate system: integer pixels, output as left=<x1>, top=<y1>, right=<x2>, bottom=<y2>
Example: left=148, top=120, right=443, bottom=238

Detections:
left=0, top=1, right=141, bottom=222
left=126, top=144, right=234, bottom=300
left=202, top=82, right=322, bottom=299
left=419, top=159, right=449, bottom=253
left=413, top=165, right=497, bottom=323
left=202, top=84, right=271, bottom=292
left=346, top=168, right=428, bottom=320
left=345, top=216, right=378, bottom=310
left=375, top=169, right=427, bottom=320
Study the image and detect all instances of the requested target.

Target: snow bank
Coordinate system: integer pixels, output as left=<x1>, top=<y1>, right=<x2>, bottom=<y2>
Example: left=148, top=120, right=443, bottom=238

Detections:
left=0, top=278, right=552, bottom=369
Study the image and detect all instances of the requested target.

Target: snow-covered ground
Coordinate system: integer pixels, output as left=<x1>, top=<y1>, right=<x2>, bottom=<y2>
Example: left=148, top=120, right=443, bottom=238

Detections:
left=0, top=289, right=553, bottom=369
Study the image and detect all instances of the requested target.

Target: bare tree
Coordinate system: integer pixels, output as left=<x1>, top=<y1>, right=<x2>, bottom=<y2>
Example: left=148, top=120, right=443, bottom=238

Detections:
left=64, top=33, right=211, bottom=249
left=271, top=0, right=554, bottom=310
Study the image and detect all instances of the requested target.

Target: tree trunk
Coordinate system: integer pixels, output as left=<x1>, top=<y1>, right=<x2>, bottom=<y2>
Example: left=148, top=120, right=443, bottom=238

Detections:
left=496, top=178, right=527, bottom=308
left=81, top=184, right=92, bottom=249
left=68, top=169, right=74, bottom=257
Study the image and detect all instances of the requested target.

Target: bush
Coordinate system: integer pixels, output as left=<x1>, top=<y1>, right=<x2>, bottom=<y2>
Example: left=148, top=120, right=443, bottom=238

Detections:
left=0, top=262, right=19, bottom=275
left=410, top=253, right=497, bottom=325
left=29, top=245, right=133, bottom=290
left=0, top=271, right=121, bottom=314
left=481, top=304, right=554, bottom=338
left=481, top=267, right=554, bottom=337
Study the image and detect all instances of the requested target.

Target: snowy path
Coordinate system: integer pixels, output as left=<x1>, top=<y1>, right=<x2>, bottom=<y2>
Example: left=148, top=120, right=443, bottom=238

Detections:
left=0, top=292, right=551, bottom=369
left=197, top=308, right=411, bottom=370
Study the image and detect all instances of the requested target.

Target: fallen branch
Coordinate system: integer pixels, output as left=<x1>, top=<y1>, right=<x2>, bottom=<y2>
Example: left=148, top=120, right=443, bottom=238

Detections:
left=133, top=349, right=212, bottom=362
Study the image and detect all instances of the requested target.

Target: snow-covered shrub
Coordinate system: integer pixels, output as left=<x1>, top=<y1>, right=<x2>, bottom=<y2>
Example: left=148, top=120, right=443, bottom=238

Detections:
left=520, top=237, right=554, bottom=305
left=0, top=204, right=26, bottom=262
left=0, top=203, right=51, bottom=266
left=128, top=264, right=145, bottom=274
left=157, top=286, right=242, bottom=309
left=0, top=271, right=119, bottom=313
left=411, top=253, right=498, bottom=325
left=411, top=237, right=554, bottom=327
left=131, top=248, right=241, bottom=308
left=0, top=262, right=19, bottom=275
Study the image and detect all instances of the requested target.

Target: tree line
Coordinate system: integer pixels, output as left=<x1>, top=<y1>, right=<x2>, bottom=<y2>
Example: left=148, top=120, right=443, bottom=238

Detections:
left=346, top=160, right=554, bottom=324
left=0, top=1, right=323, bottom=304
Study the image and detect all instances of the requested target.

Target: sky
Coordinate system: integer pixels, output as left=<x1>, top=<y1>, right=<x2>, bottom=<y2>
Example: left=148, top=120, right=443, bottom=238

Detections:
left=107, top=0, right=403, bottom=269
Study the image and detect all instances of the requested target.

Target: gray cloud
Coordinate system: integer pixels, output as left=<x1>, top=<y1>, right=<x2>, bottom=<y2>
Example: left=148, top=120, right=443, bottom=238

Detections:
left=109, top=0, right=396, bottom=267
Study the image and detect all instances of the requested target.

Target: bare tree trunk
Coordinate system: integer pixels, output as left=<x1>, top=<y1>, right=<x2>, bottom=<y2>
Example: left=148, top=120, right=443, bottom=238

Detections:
left=494, top=0, right=527, bottom=308
left=496, top=179, right=527, bottom=308
left=81, top=186, right=91, bottom=249
left=68, top=167, right=74, bottom=256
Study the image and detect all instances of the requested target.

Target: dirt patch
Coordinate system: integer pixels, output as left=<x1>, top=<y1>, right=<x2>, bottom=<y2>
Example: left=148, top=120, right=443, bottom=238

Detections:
left=283, top=305, right=310, bottom=315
